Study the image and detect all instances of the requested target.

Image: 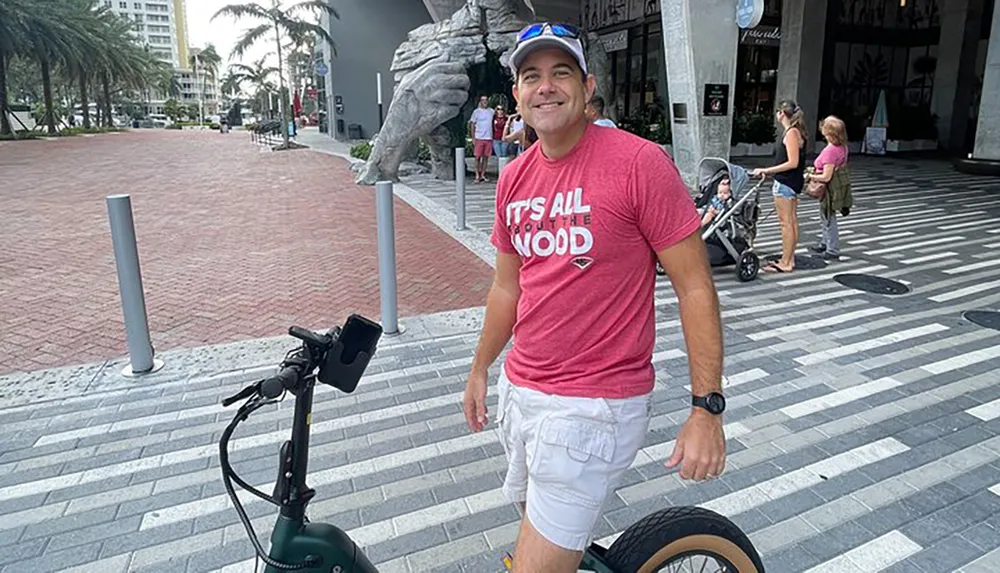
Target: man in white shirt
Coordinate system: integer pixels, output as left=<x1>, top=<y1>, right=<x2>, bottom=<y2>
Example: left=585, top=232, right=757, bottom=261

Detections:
left=470, top=95, right=495, bottom=182
left=586, top=95, right=617, bottom=128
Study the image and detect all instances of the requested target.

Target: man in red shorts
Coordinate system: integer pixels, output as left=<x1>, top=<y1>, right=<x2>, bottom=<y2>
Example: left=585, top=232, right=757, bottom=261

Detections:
left=463, top=22, right=727, bottom=573
left=470, top=94, right=495, bottom=183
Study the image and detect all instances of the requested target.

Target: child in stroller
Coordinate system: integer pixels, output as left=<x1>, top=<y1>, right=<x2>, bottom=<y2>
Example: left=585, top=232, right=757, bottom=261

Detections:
left=693, top=158, right=765, bottom=282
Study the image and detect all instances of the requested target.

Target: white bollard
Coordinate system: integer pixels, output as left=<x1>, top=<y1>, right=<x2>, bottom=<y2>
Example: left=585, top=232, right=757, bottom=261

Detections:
left=375, top=181, right=402, bottom=335
left=455, top=147, right=466, bottom=230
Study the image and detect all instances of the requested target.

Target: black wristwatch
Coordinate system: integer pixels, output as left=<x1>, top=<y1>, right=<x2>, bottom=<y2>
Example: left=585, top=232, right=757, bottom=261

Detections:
left=692, top=392, right=726, bottom=415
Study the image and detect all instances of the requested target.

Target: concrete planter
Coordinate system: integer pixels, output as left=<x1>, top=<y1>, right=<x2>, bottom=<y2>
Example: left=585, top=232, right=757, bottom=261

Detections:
left=730, top=143, right=774, bottom=157
left=886, top=139, right=938, bottom=152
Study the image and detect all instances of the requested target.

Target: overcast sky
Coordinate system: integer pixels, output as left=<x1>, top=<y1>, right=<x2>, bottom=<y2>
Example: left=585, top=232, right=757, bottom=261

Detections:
left=185, top=1, right=318, bottom=70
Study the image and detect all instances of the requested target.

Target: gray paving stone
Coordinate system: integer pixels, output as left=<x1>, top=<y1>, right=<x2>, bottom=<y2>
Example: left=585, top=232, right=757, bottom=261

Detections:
left=769, top=545, right=831, bottom=573
left=96, top=520, right=194, bottom=559
left=758, top=489, right=827, bottom=524
left=0, top=537, right=46, bottom=567
left=908, top=533, right=986, bottom=573
left=183, top=539, right=256, bottom=573
left=128, top=457, right=211, bottom=486
left=800, top=519, right=875, bottom=563
left=0, top=490, right=47, bottom=516
left=352, top=460, right=424, bottom=492
left=961, top=522, right=1000, bottom=553
left=22, top=505, right=117, bottom=542
left=1, top=542, right=101, bottom=573
left=45, top=514, right=143, bottom=553
left=809, top=469, right=876, bottom=502
left=367, top=524, right=451, bottom=564
left=420, top=447, right=489, bottom=474
left=116, top=484, right=203, bottom=519
left=0, top=462, right=64, bottom=488
left=444, top=504, right=520, bottom=542
left=729, top=508, right=773, bottom=534
left=360, top=489, right=437, bottom=525
left=901, top=507, right=975, bottom=546
left=432, top=471, right=503, bottom=505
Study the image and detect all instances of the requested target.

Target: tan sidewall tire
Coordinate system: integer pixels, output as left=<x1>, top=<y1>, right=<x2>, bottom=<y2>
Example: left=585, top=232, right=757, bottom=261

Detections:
left=636, top=534, right=760, bottom=573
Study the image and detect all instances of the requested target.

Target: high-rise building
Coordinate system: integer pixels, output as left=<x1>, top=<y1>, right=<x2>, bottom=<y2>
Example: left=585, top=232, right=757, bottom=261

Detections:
left=99, top=0, right=187, bottom=68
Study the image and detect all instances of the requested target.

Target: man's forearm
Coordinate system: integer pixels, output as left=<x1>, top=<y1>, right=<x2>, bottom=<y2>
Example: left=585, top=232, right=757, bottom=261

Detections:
left=677, top=285, right=724, bottom=396
left=470, top=285, right=519, bottom=374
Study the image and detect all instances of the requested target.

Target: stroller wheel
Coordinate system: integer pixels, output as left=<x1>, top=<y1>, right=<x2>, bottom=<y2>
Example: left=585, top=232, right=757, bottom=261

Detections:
left=738, top=250, right=759, bottom=282
left=656, top=261, right=666, bottom=276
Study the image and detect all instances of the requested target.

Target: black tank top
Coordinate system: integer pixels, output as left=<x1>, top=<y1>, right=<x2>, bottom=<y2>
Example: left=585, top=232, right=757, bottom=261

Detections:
left=774, top=127, right=806, bottom=193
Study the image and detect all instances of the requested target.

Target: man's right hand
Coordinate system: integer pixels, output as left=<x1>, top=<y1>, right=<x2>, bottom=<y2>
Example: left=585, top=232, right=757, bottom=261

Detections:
left=464, top=369, right=489, bottom=432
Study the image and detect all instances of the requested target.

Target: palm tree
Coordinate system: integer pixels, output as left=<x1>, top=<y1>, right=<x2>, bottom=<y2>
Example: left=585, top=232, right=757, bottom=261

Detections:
left=212, top=0, right=339, bottom=146
left=0, top=0, right=34, bottom=135
left=228, top=57, right=280, bottom=118
left=190, top=44, right=222, bottom=80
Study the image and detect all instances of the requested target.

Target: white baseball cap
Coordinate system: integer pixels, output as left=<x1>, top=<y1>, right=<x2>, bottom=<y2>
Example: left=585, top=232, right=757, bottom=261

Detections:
left=508, top=22, right=588, bottom=77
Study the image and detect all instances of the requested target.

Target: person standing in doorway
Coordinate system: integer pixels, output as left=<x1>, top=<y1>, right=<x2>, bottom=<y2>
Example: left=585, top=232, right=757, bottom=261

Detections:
left=470, top=95, right=495, bottom=182
left=751, top=100, right=807, bottom=273
left=586, top=95, right=617, bottom=128
left=463, top=22, right=726, bottom=573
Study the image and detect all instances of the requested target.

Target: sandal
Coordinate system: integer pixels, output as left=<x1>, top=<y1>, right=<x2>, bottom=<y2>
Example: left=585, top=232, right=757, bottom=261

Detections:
left=762, top=262, right=792, bottom=273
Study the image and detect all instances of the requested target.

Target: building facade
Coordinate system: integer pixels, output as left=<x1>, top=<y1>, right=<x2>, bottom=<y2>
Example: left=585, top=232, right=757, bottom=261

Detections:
left=319, top=0, right=998, bottom=180
left=576, top=0, right=995, bottom=157
left=100, top=0, right=188, bottom=67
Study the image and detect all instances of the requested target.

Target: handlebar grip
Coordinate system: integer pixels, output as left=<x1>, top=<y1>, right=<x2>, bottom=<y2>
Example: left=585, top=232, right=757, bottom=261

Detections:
left=260, top=364, right=301, bottom=399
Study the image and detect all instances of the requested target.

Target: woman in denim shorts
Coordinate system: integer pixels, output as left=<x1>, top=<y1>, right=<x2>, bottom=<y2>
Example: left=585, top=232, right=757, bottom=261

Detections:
left=751, top=100, right=808, bottom=273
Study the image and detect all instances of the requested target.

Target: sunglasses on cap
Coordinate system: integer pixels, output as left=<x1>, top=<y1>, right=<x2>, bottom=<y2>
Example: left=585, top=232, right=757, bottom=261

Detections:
left=516, top=22, right=580, bottom=44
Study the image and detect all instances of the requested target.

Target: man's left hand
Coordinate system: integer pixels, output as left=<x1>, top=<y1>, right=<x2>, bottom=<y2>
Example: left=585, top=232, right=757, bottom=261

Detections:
left=665, top=409, right=726, bottom=481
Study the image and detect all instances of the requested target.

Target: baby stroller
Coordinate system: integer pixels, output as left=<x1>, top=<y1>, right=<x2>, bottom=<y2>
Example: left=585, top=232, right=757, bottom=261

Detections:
left=694, top=157, right=765, bottom=282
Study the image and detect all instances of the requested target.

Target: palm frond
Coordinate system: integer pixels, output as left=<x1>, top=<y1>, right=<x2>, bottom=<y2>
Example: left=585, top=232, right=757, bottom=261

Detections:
left=285, top=0, right=340, bottom=20
left=211, top=3, right=270, bottom=23
left=230, top=23, right=272, bottom=61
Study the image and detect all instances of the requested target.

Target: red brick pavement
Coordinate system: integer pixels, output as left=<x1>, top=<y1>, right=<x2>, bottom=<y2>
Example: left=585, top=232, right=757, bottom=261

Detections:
left=0, top=131, right=493, bottom=375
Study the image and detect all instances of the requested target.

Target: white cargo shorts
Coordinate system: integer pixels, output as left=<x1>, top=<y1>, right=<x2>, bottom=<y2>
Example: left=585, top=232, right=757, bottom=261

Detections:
left=495, top=366, right=651, bottom=551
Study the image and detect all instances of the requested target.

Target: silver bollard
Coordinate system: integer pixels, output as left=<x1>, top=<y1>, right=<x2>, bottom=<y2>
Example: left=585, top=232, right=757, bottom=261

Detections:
left=106, top=194, right=164, bottom=376
left=498, top=156, right=510, bottom=173
left=455, top=147, right=466, bottom=230
left=375, top=181, right=403, bottom=335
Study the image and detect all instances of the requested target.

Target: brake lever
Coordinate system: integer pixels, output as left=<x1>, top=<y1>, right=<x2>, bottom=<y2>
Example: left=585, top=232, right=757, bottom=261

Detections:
left=222, top=381, right=261, bottom=407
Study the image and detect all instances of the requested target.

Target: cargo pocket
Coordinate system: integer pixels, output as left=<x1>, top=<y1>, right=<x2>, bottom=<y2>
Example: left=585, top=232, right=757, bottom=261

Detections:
left=530, top=416, right=616, bottom=508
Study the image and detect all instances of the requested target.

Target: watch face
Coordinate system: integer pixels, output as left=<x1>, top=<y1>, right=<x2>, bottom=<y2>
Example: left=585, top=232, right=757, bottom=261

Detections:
left=707, top=393, right=726, bottom=414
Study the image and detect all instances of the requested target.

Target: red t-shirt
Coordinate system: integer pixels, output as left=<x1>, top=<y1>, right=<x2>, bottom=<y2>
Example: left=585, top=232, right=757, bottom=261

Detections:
left=490, top=122, right=701, bottom=399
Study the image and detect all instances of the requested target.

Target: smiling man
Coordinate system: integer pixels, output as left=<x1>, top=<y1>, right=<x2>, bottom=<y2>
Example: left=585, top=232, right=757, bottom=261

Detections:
left=462, top=22, right=728, bottom=572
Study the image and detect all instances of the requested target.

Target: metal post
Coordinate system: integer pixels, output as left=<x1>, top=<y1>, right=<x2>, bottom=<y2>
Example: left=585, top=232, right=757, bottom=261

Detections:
left=375, top=181, right=403, bottom=335
left=498, top=156, right=510, bottom=173
left=106, top=194, right=164, bottom=376
left=455, top=147, right=466, bottom=230
left=376, top=72, right=384, bottom=130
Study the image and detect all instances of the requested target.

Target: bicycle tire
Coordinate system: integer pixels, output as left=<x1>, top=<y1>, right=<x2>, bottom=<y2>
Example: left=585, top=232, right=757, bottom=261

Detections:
left=602, top=506, right=764, bottom=573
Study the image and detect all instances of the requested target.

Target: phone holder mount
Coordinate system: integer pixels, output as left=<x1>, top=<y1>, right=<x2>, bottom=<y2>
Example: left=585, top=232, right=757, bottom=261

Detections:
left=318, top=340, right=371, bottom=394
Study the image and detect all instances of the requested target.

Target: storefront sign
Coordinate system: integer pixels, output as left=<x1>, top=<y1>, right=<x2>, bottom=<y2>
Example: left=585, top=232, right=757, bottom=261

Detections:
left=599, top=30, right=628, bottom=52
left=736, top=0, right=765, bottom=29
left=703, top=84, right=729, bottom=117
left=740, top=25, right=781, bottom=47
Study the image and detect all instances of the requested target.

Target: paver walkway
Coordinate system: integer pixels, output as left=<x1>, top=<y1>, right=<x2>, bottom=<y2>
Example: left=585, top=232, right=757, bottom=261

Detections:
left=1, top=149, right=1000, bottom=573
left=0, top=130, right=492, bottom=375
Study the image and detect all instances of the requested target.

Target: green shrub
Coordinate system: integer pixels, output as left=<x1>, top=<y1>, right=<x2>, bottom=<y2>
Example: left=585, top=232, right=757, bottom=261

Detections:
left=732, top=113, right=776, bottom=145
left=350, top=141, right=371, bottom=160
left=165, top=124, right=183, bottom=130
left=416, top=140, right=432, bottom=163
left=0, top=132, right=39, bottom=141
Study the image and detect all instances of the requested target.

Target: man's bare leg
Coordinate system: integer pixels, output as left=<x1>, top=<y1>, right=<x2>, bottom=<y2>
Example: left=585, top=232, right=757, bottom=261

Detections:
left=511, top=512, right=584, bottom=573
